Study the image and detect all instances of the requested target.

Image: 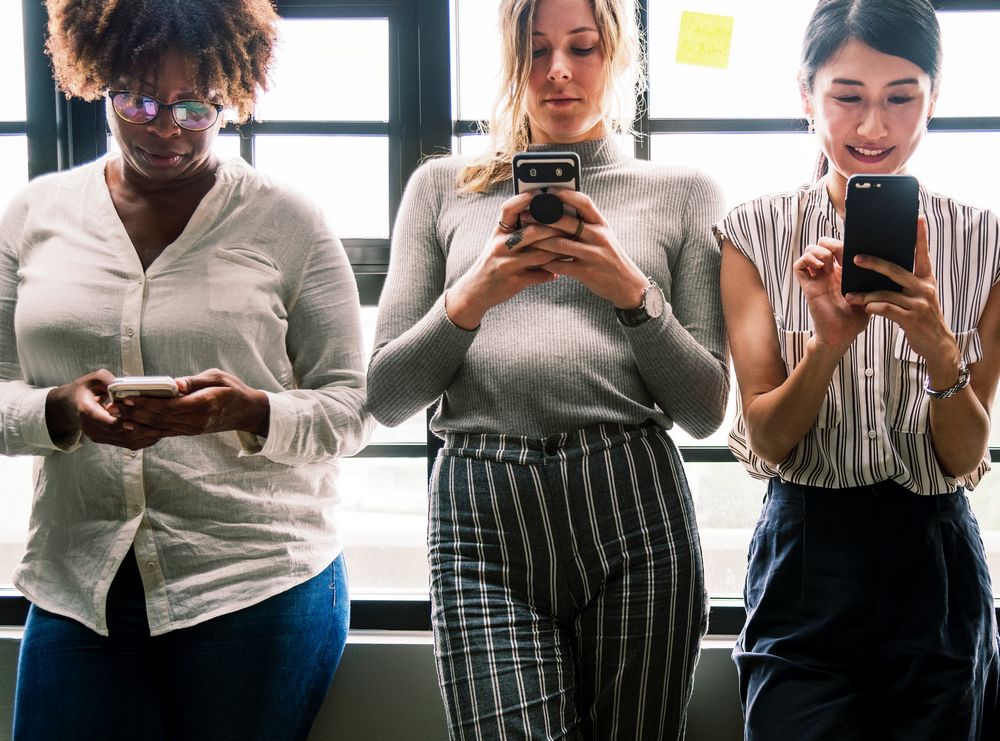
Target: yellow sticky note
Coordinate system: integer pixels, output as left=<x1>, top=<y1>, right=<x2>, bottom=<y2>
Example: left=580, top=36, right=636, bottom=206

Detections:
left=675, top=11, right=734, bottom=70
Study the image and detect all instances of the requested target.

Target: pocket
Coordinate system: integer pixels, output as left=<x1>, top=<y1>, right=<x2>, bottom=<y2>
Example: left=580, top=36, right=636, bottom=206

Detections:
left=779, top=330, right=842, bottom=428
left=208, top=248, right=282, bottom=313
left=887, top=329, right=982, bottom=434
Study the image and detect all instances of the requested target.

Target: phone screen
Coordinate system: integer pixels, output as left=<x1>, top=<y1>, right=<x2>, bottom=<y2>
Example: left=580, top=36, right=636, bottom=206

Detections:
left=841, top=174, right=919, bottom=294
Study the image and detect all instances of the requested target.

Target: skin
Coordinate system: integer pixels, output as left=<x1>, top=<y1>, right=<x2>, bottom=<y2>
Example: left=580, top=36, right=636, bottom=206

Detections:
left=721, top=39, right=1000, bottom=477
left=45, top=48, right=269, bottom=450
left=446, top=0, right=648, bottom=330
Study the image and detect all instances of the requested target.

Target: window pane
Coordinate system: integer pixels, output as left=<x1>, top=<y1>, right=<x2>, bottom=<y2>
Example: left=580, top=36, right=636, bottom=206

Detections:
left=971, top=473, right=1000, bottom=602
left=336, top=457, right=429, bottom=594
left=935, top=12, right=1000, bottom=118
left=360, top=306, right=431, bottom=445
left=0, top=2, right=25, bottom=121
left=0, top=456, right=31, bottom=586
left=0, top=136, right=29, bottom=213
left=254, top=135, right=389, bottom=239
left=687, top=462, right=762, bottom=598
left=453, top=0, right=502, bottom=121
left=255, top=19, right=389, bottom=122
left=648, top=0, right=812, bottom=119
left=908, top=131, right=1000, bottom=212
left=650, top=132, right=818, bottom=212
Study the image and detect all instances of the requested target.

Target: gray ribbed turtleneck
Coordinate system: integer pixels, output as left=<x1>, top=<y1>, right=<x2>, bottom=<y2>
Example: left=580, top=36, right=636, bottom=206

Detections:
left=368, top=137, right=729, bottom=439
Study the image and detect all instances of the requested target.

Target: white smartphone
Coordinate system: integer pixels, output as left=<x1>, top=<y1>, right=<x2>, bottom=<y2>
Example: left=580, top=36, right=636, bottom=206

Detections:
left=107, top=376, right=180, bottom=400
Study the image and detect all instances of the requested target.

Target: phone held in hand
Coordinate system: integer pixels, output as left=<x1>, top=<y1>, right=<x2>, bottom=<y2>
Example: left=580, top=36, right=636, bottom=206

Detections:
left=512, top=151, right=582, bottom=224
left=107, top=376, right=180, bottom=400
left=841, top=173, right=919, bottom=295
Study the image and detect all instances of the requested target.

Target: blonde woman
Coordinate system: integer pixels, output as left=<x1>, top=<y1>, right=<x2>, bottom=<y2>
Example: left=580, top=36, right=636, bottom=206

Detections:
left=368, top=0, right=727, bottom=736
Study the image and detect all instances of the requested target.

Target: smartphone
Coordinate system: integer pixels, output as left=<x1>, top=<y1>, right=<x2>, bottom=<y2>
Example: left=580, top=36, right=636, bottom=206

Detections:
left=512, top=151, right=581, bottom=224
left=107, top=376, right=180, bottom=400
left=841, top=174, right=919, bottom=294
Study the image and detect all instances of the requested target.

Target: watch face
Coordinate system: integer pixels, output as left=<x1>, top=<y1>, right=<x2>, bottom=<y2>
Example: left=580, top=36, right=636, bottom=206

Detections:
left=644, top=282, right=665, bottom=319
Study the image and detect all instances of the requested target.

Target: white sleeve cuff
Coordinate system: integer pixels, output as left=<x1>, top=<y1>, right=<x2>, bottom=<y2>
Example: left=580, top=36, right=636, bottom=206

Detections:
left=16, top=387, right=83, bottom=453
left=237, top=391, right=293, bottom=458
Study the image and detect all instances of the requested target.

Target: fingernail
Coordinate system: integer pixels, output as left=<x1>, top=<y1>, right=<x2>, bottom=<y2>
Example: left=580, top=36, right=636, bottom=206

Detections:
left=123, top=422, right=134, bottom=431
left=124, top=399, right=135, bottom=406
left=854, top=255, right=866, bottom=264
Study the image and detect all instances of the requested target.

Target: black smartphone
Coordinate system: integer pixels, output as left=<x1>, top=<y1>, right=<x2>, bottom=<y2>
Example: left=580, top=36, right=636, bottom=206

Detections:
left=511, top=151, right=581, bottom=224
left=841, top=174, right=919, bottom=294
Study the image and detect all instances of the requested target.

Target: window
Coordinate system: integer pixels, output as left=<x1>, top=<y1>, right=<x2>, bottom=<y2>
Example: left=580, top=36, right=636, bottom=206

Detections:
left=1, top=0, right=999, bottom=626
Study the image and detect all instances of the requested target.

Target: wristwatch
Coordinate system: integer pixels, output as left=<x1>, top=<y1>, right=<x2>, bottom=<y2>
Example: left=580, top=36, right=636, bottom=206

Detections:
left=924, top=360, right=970, bottom=399
left=615, top=280, right=665, bottom=327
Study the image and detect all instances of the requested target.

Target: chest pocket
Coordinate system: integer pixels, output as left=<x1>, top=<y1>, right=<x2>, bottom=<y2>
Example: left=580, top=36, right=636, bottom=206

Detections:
left=886, top=328, right=982, bottom=434
left=779, top=328, right=842, bottom=429
left=208, top=248, right=283, bottom=314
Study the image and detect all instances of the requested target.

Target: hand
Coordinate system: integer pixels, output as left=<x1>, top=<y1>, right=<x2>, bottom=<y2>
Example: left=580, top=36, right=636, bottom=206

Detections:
left=844, top=216, right=962, bottom=381
left=46, top=369, right=165, bottom=450
left=114, top=369, right=270, bottom=439
left=445, top=192, right=572, bottom=329
left=793, top=237, right=869, bottom=353
left=525, top=189, right=650, bottom=308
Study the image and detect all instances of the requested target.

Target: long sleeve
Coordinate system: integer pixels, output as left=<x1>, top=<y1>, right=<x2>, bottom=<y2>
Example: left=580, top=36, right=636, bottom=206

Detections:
left=366, top=160, right=477, bottom=427
left=624, top=171, right=729, bottom=439
left=0, top=186, right=80, bottom=456
left=240, top=217, right=374, bottom=464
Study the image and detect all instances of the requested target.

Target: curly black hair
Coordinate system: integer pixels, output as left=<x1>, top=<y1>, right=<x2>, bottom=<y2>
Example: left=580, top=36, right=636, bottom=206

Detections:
left=46, top=0, right=280, bottom=120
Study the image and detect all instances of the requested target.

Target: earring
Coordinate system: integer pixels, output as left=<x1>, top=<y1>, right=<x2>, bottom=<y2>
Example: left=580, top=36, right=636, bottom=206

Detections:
left=808, top=118, right=815, bottom=134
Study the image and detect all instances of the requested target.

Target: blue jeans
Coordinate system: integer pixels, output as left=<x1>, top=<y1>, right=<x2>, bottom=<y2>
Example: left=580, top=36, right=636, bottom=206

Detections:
left=736, top=478, right=997, bottom=741
left=13, top=550, right=349, bottom=741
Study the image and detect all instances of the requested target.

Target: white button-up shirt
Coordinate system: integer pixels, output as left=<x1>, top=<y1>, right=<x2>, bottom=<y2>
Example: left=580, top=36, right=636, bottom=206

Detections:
left=0, top=155, right=372, bottom=635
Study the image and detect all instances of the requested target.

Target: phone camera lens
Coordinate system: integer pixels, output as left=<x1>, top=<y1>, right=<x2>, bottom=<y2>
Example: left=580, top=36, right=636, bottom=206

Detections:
left=556, top=167, right=563, bottom=177
left=529, top=168, right=537, bottom=177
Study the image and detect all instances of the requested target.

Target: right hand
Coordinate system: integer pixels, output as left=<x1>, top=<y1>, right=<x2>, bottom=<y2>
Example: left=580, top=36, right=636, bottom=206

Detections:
left=793, top=237, right=869, bottom=353
left=445, top=192, right=571, bottom=329
left=45, top=369, right=165, bottom=450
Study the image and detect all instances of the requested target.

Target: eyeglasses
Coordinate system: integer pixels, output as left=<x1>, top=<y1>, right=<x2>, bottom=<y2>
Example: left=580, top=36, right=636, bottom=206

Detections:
left=108, top=91, right=222, bottom=132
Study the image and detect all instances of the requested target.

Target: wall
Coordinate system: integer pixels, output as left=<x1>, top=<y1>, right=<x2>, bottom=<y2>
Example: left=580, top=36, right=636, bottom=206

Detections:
left=0, top=632, right=744, bottom=740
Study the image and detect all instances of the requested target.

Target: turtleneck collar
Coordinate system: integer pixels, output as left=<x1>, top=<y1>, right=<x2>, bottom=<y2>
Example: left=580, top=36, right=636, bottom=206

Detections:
left=526, top=137, right=625, bottom=169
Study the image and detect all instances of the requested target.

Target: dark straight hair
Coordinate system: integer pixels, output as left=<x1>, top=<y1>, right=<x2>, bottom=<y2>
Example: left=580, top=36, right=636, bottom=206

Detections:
left=800, top=0, right=942, bottom=178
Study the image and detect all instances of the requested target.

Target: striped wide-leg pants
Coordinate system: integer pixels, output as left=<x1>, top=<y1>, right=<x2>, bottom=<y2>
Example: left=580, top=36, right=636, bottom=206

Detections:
left=428, top=421, right=708, bottom=740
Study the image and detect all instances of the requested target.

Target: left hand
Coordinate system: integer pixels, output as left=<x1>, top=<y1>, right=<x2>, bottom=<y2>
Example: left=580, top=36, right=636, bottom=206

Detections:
left=844, top=216, right=962, bottom=378
left=527, top=189, right=650, bottom=309
left=113, top=368, right=270, bottom=438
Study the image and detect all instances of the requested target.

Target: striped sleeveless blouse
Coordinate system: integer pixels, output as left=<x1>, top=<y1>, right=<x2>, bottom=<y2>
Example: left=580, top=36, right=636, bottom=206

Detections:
left=715, top=180, right=1000, bottom=495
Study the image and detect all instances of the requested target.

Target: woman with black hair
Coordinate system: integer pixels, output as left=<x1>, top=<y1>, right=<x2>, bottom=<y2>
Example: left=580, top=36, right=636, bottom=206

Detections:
left=2, top=2, right=372, bottom=739
left=717, top=0, right=1000, bottom=738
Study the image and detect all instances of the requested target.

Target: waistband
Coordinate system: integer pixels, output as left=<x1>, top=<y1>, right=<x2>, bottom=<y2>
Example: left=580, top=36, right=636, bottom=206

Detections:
left=441, top=420, right=665, bottom=465
left=768, top=477, right=967, bottom=511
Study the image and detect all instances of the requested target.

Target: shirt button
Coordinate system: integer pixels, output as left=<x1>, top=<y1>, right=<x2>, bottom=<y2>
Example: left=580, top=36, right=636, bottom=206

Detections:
left=868, top=430, right=877, bottom=439
left=146, top=561, right=156, bottom=571
left=132, top=506, right=142, bottom=516
left=128, top=450, right=137, bottom=458
left=126, top=327, right=135, bottom=337
left=865, top=368, right=874, bottom=377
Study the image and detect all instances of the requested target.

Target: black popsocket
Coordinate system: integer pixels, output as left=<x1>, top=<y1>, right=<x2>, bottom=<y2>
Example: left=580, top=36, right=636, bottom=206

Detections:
left=529, top=191, right=564, bottom=224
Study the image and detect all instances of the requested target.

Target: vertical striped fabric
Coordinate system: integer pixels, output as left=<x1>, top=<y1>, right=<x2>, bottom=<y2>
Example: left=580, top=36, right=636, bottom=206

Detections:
left=428, top=422, right=707, bottom=740
left=715, top=181, right=1000, bottom=496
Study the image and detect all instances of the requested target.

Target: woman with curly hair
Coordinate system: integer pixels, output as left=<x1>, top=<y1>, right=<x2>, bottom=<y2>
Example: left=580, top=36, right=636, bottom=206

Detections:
left=4, top=2, right=372, bottom=739
left=368, top=0, right=727, bottom=736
